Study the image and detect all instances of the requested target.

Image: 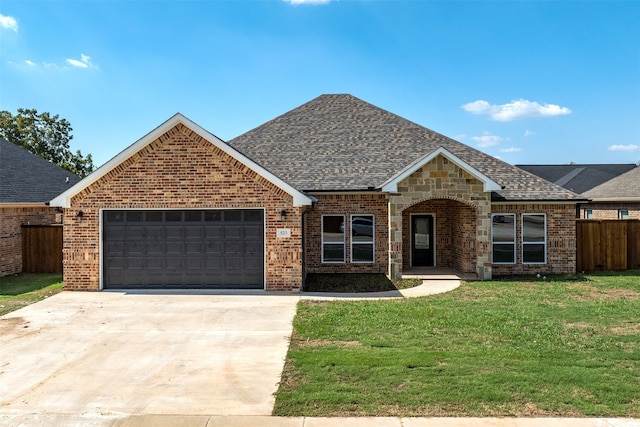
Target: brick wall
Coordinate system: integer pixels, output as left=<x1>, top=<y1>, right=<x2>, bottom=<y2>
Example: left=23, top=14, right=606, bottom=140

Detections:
left=304, top=193, right=388, bottom=275
left=491, top=203, right=576, bottom=276
left=63, top=123, right=303, bottom=291
left=0, top=207, right=57, bottom=276
left=401, top=200, right=477, bottom=274
left=389, top=155, right=492, bottom=279
left=581, top=203, right=640, bottom=220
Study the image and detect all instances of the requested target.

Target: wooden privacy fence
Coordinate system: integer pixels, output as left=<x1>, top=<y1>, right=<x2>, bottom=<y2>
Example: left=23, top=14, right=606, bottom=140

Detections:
left=21, top=225, right=63, bottom=273
left=576, top=220, right=640, bottom=272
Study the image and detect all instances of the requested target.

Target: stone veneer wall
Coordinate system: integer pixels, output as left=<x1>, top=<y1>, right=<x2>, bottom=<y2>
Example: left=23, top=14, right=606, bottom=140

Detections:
left=0, top=207, right=57, bottom=276
left=389, top=155, right=492, bottom=279
left=581, top=203, right=640, bottom=220
left=304, top=193, right=388, bottom=275
left=491, top=203, right=576, bottom=276
left=402, top=200, right=477, bottom=274
left=63, top=123, right=303, bottom=291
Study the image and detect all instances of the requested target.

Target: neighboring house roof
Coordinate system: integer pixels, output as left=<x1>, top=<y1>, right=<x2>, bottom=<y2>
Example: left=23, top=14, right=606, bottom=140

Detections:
left=0, top=137, right=81, bottom=205
left=516, top=164, right=636, bottom=194
left=228, top=94, right=582, bottom=202
left=50, top=113, right=314, bottom=208
left=582, top=166, right=640, bottom=201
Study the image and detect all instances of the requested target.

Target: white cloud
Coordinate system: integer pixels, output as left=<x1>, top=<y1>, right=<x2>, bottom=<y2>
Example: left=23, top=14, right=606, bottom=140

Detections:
left=462, top=99, right=571, bottom=121
left=500, top=147, right=523, bottom=153
left=0, top=14, right=18, bottom=32
left=524, top=130, right=535, bottom=137
left=24, top=60, right=36, bottom=66
left=283, top=0, right=331, bottom=4
left=608, top=144, right=639, bottom=152
left=471, top=132, right=507, bottom=148
left=66, top=54, right=96, bottom=69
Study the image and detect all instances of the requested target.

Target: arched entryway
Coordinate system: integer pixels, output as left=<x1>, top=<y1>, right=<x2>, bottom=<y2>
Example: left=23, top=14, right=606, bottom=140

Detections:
left=402, top=198, right=478, bottom=275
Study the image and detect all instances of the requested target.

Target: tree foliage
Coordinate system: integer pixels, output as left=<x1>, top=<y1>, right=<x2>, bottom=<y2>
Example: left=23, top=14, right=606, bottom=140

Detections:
left=0, top=108, right=94, bottom=177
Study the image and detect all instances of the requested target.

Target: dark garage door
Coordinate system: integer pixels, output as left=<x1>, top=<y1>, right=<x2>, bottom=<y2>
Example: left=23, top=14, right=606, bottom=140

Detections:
left=103, top=209, right=264, bottom=289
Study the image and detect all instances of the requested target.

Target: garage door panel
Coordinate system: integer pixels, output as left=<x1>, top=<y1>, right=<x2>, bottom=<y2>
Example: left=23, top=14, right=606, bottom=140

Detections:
left=165, top=226, right=183, bottom=239
left=224, top=226, right=243, bottom=239
left=146, top=257, right=164, bottom=269
left=103, top=209, right=264, bottom=289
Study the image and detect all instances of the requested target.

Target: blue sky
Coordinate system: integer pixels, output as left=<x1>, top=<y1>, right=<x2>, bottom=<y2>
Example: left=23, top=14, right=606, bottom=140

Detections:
left=1, top=0, right=639, bottom=168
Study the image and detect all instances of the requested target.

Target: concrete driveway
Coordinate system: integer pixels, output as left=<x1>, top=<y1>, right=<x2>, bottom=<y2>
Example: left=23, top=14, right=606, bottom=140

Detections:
left=0, top=291, right=299, bottom=421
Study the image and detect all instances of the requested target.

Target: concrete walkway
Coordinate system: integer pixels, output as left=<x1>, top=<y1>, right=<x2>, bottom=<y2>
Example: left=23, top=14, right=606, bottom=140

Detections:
left=300, top=279, right=460, bottom=300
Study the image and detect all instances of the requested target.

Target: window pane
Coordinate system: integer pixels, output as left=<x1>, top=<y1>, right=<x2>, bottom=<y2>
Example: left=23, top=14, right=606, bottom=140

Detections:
left=244, top=210, right=263, bottom=222
left=351, top=215, right=373, bottom=241
left=185, top=211, right=202, bottom=221
left=323, top=216, right=344, bottom=243
left=492, top=215, right=515, bottom=242
left=493, top=243, right=515, bottom=263
left=127, top=211, right=143, bottom=222
left=166, top=211, right=182, bottom=221
left=204, top=211, right=222, bottom=221
left=523, top=244, right=545, bottom=263
left=323, top=244, right=345, bottom=262
left=619, top=210, right=629, bottom=219
left=105, top=211, right=124, bottom=222
left=585, top=210, right=593, bottom=219
left=145, top=211, right=163, bottom=222
left=224, top=210, right=242, bottom=221
left=523, top=215, right=545, bottom=242
left=352, top=243, right=374, bottom=263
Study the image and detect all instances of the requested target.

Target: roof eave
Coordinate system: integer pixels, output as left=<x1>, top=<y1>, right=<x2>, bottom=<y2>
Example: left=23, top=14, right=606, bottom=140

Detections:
left=584, top=197, right=640, bottom=203
left=380, top=147, right=501, bottom=193
left=50, top=113, right=313, bottom=208
left=0, top=202, right=50, bottom=208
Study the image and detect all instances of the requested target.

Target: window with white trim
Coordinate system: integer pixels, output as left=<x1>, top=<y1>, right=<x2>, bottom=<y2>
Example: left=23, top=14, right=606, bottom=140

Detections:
left=522, top=214, right=546, bottom=264
left=492, top=214, right=515, bottom=264
left=322, top=215, right=345, bottom=263
left=585, top=209, right=593, bottom=219
left=619, top=210, right=629, bottom=220
left=351, top=215, right=374, bottom=263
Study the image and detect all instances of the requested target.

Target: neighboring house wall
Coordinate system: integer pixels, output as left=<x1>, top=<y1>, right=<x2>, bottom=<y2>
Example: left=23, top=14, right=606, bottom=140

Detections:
left=0, top=207, right=57, bottom=276
left=581, top=203, right=640, bottom=220
left=63, top=123, right=303, bottom=291
left=304, top=193, right=389, bottom=274
left=491, top=203, right=576, bottom=276
left=388, top=155, right=493, bottom=280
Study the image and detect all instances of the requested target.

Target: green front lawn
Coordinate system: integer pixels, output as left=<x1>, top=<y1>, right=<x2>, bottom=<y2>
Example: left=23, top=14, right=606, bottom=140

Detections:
left=275, top=271, right=640, bottom=417
left=0, top=273, right=64, bottom=316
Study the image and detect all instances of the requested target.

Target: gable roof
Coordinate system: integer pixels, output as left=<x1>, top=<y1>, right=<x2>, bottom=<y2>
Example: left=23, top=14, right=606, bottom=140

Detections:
left=50, top=113, right=314, bottom=208
left=381, top=147, right=501, bottom=192
left=0, top=137, right=81, bottom=205
left=516, top=164, right=636, bottom=194
left=582, top=166, right=640, bottom=201
left=228, top=94, right=582, bottom=202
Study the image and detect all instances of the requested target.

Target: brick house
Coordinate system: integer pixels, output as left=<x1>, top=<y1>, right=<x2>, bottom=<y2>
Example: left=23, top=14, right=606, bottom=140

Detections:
left=517, top=163, right=639, bottom=220
left=51, top=95, right=584, bottom=291
left=581, top=166, right=640, bottom=219
left=0, top=137, right=80, bottom=276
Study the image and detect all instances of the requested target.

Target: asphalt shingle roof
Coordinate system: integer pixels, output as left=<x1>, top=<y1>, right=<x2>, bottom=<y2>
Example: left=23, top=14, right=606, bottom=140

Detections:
left=0, top=137, right=81, bottom=204
left=228, top=94, right=582, bottom=202
left=516, top=164, right=637, bottom=194
left=582, top=166, right=640, bottom=199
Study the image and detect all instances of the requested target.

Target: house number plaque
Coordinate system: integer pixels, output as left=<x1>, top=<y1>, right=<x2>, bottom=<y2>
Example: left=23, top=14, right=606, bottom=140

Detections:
left=277, top=228, right=291, bottom=238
